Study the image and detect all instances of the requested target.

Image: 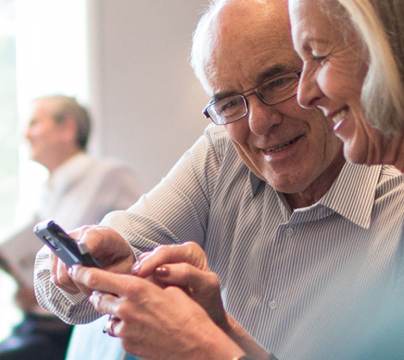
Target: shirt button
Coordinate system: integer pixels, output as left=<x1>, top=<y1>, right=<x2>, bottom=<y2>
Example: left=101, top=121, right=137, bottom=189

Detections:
left=285, top=227, right=294, bottom=237
left=269, top=300, right=277, bottom=310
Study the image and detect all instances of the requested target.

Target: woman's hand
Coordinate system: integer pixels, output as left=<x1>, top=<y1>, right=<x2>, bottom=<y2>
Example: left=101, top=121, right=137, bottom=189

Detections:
left=133, top=242, right=228, bottom=328
left=129, top=242, right=273, bottom=360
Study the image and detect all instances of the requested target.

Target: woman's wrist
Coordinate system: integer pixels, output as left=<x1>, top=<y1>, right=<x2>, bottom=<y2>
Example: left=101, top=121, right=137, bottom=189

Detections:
left=220, top=314, right=275, bottom=360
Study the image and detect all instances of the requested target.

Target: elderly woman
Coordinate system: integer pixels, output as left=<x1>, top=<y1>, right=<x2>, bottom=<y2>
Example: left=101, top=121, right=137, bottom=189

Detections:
left=289, top=0, right=404, bottom=171
left=289, top=2, right=404, bottom=357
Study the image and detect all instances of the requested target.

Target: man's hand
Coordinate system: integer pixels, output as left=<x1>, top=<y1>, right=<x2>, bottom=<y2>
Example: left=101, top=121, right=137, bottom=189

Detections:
left=50, top=225, right=134, bottom=295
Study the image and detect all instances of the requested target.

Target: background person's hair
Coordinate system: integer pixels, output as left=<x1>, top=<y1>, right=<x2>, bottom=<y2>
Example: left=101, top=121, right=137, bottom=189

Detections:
left=35, top=95, right=91, bottom=149
left=337, top=0, right=404, bottom=135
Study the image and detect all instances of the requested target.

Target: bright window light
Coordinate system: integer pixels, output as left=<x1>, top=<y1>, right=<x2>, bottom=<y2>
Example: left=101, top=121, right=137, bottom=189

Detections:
left=0, top=0, right=88, bottom=342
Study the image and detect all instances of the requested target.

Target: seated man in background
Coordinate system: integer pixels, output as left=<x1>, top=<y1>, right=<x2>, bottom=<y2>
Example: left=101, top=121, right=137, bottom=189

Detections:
left=34, top=1, right=404, bottom=359
left=0, top=95, right=140, bottom=360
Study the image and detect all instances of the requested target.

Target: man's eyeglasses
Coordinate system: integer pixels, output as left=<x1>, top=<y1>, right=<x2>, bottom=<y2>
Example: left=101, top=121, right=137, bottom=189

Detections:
left=203, top=71, right=301, bottom=125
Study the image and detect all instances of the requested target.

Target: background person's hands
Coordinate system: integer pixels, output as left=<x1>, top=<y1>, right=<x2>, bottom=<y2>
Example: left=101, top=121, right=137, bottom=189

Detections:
left=132, top=242, right=229, bottom=329
left=50, top=225, right=135, bottom=295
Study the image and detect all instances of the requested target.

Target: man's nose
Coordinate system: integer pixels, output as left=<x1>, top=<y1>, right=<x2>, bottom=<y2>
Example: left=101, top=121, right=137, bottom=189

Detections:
left=296, top=65, right=322, bottom=109
left=247, top=95, right=282, bottom=135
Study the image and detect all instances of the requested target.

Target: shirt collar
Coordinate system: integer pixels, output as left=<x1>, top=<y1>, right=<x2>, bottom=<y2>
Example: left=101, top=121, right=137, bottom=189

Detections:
left=248, top=162, right=382, bottom=229
left=249, top=171, right=262, bottom=196
left=319, top=162, right=382, bottom=229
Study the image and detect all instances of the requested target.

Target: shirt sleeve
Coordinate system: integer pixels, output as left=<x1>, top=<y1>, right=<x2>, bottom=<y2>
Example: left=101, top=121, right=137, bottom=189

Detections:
left=103, top=127, right=224, bottom=253
left=33, top=127, right=226, bottom=324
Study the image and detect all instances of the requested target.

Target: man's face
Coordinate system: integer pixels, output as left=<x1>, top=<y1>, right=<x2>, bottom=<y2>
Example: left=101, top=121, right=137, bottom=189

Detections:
left=24, top=100, right=67, bottom=168
left=204, top=0, right=342, bottom=196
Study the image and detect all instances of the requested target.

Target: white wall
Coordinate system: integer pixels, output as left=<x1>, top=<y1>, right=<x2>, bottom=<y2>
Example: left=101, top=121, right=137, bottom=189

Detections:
left=87, top=0, right=210, bottom=190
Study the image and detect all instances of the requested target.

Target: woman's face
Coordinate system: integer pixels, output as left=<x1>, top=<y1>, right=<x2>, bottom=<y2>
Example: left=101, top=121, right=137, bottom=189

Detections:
left=289, top=0, right=385, bottom=165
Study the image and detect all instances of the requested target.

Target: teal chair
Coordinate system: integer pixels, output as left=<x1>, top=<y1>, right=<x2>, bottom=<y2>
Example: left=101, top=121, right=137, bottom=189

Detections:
left=66, top=316, right=139, bottom=360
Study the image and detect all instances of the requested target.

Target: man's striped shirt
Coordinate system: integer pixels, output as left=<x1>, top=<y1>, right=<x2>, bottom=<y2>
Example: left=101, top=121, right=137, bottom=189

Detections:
left=35, top=126, right=404, bottom=359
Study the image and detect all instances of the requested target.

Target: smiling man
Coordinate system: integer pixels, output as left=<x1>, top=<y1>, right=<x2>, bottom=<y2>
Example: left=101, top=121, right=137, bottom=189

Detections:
left=34, top=1, right=404, bottom=359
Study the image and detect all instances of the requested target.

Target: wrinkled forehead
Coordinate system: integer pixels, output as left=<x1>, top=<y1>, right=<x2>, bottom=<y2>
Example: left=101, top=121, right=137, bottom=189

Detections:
left=204, top=0, right=301, bottom=94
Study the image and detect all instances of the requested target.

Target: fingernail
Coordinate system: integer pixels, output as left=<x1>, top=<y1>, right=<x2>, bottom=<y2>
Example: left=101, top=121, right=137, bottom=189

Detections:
left=131, top=261, right=141, bottom=275
left=68, top=265, right=78, bottom=278
left=154, top=266, right=169, bottom=277
left=89, top=291, right=101, bottom=306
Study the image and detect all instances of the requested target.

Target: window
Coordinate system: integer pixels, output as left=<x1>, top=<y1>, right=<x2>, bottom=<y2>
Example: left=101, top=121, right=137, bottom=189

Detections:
left=0, top=0, right=88, bottom=341
left=0, top=0, right=22, bottom=341
left=0, top=0, right=18, bottom=238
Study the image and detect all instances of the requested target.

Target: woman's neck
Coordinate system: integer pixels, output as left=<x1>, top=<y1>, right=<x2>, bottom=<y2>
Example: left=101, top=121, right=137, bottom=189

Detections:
left=381, top=132, right=404, bottom=173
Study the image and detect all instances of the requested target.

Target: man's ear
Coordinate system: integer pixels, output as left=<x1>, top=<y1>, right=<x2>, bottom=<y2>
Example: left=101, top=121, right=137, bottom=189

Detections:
left=60, top=116, right=79, bottom=146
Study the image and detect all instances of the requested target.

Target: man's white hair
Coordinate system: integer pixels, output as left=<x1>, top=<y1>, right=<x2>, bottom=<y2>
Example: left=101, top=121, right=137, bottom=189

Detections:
left=190, top=0, right=229, bottom=95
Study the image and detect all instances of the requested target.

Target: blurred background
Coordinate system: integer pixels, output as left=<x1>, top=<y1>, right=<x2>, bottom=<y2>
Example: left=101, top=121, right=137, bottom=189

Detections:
left=0, top=0, right=209, bottom=340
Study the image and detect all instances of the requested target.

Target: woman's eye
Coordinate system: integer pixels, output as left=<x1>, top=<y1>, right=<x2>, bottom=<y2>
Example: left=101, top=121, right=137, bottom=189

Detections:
left=311, top=53, right=328, bottom=64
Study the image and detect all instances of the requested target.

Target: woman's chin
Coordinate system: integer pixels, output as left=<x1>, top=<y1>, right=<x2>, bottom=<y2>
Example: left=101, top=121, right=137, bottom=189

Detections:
left=343, top=141, right=370, bottom=165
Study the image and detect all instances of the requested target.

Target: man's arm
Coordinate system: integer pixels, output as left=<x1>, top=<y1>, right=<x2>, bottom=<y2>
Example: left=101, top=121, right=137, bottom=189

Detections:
left=34, top=128, right=223, bottom=323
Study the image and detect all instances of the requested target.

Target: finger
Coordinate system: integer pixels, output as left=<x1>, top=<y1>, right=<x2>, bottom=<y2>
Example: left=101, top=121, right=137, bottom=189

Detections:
left=101, top=314, right=122, bottom=337
left=154, top=263, right=219, bottom=295
left=134, top=242, right=208, bottom=277
left=50, top=253, right=58, bottom=283
left=54, top=258, right=80, bottom=294
left=137, top=251, right=152, bottom=261
left=89, top=291, right=121, bottom=316
left=76, top=226, right=135, bottom=271
left=70, top=265, right=154, bottom=297
left=68, top=225, right=93, bottom=241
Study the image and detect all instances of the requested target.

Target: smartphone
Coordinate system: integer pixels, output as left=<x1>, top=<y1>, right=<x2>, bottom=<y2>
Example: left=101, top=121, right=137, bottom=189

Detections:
left=34, top=220, right=101, bottom=268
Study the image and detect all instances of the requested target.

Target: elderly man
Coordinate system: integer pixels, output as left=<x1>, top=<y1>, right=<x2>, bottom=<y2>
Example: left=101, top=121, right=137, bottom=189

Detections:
left=0, top=95, right=140, bottom=360
left=34, top=1, right=404, bottom=359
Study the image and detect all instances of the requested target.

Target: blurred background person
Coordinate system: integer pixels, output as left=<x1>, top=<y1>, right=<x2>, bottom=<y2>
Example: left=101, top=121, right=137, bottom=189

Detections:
left=0, top=95, right=140, bottom=360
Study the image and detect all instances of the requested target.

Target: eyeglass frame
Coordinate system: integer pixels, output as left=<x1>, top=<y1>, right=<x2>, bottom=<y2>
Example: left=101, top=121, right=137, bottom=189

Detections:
left=203, top=71, right=302, bottom=125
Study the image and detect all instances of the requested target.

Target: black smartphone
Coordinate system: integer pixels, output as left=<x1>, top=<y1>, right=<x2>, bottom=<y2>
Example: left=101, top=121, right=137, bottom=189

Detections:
left=34, top=220, right=101, bottom=268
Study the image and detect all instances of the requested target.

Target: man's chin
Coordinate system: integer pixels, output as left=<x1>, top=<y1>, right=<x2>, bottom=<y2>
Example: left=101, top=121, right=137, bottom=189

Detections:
left=264, top=175, right=309, bottom=195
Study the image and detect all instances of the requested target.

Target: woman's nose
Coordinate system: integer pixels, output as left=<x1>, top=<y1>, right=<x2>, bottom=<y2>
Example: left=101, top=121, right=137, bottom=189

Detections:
left=296, top=65, right=323, bottom=109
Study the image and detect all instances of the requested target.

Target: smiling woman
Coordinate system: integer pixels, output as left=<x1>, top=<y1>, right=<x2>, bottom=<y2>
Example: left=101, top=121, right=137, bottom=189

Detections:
left=289, top=0, right=404, bottom=170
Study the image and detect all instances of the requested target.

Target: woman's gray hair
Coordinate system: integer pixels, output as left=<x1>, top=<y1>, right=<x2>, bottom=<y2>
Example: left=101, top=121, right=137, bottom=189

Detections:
left=35, top=95, right=91, bottom=149
left=337, top=0, right=404, bottom=134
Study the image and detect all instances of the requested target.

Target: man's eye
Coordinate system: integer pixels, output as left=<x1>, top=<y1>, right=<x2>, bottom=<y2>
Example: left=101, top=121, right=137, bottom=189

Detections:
left=262, top=77, right=293, bottom=92
left=216, top=98, right=242, bottom=115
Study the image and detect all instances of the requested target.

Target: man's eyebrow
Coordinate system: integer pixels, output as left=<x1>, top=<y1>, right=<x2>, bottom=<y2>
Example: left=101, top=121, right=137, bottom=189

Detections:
left=255, top=64, right=291, bottom=84
left=210, top=90, right=238, bottom=104
left=210, top=64, right=295, bottom=103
